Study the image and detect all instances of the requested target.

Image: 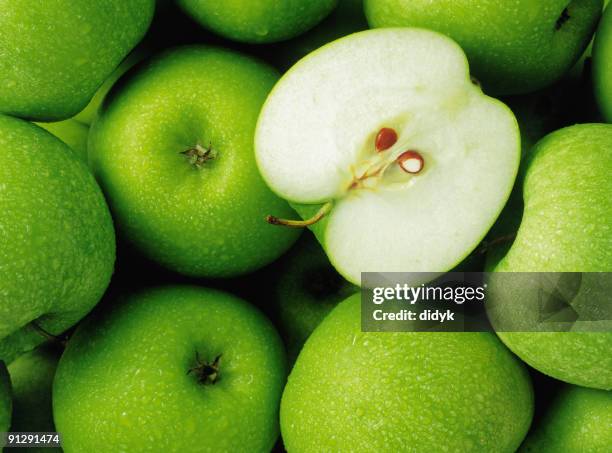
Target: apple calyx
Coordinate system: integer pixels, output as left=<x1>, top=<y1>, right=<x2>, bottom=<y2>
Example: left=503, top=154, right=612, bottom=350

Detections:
left=181, top=143, right=217, bottom=169
left=266, top=127, right=427, bottom=228
left=188, top=352, right=222, bottom=385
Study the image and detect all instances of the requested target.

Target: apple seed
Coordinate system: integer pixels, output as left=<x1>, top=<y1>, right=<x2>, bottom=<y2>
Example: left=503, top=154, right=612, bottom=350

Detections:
left=397, top=150, right=424, bottom=174
left=375, top=127, right=398, bottom=152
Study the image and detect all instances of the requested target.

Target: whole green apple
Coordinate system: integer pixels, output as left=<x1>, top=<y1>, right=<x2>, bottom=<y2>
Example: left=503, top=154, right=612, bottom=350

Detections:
left=0, top=0, right=155, bottom=121
left=364, top=0, right=603, bottom=95
left=7, top=344, right=61, bottom=453
left=593, top=3, right=612, bottom=122
left=35, top=119, right=89, bottom=161
left=89, top=46, right=299, bottom=278
left=54, top=286, right=286, bottom=452
left=273, top=233, right=357, bottom=360
left=281, top=294, right=533, bottom=452
left=521, top=385, right=611, bottom=452
left=256, top=29, right=520, bottom=285
left=271, top=0, right=368, bottom=70
left=0, top=362, right=10, bottom=433
left=176, top=0, right=338, bottom=43
left=491, top=124, right=612, bottom=390
left=0, top=115, right=115, bottom=362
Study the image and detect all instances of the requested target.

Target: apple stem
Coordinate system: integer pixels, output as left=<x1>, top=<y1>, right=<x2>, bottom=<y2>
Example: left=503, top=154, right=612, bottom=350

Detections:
left=266, top=202, right=333, bottom=228
left=30, top=322, right=68, bottom=347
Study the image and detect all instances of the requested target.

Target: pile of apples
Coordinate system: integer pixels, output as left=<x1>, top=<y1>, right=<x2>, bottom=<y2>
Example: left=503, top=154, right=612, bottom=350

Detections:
left=0, top=1, right=610, bottom=452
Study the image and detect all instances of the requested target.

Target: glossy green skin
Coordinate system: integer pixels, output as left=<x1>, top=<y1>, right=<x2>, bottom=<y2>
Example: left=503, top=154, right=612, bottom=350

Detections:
left=0, top=363, right=10, bottom=433
left=177, top=0, right=338, bottom=43
left=73, top=50, right=148, bottom=126
left=0, top=0, right=154, bottom=121
left=281, top=294, right=534, bottom=452
left=0, top=116, right=115, bottom=363
left=54, top=286, right=286, bottom=453
left=89, top=47, right=299, bottom=278
left=7, top=345, right=61, bottom=453
left=274, top=233, right=357, bottom=361
left=272, top=0, right=368, bottom=70
left=493, top=124, right=612, bottom=390
left=593, top=4, right=612, bottom=122
left=521, top=386, right=611, bottom=452
left=35, top=119, right=89, bottom=160
left=365, top=0, right=603, bottom=95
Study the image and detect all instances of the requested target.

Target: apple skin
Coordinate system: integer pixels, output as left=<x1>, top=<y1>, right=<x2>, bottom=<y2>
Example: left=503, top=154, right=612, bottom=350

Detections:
left=73, top=50, right=148, bottom=126
left=0, top=0, right=155, bottom=121
left=7, top=344, right=62, bottom=453
left=0, top=362, right=10, bottom=434
left=593, top=3, right=612, bottom=122
left=176, top=0, right=338, bottom=43
left=35, top=119, right=89, bottom=161
left=89, top=46, right=300, bottom=278
left=364, top=0, right=603, bottom=95
left=273, top=233, right=357, bottom=361
left=0, top=115, right=115, bottom=363
left=271, top=0, right=368, bottom=70
left=490, top=124, right=612, bottom=390
left=53, top=286, right=286, bottom=452
left=521, top=385, right=611, bottom=452
left=281, top=294, right=534, bottom=452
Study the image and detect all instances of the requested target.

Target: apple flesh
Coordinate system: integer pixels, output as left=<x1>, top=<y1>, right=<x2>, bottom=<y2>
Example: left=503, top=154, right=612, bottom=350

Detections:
left=0, top=116, right=115, bottom=363
left=491, top=123, right=612, bottom=390
left=281, top=294, right=534, bottom=451
left=256, top=28, right=520, bottom=285
left=593, top=3, right=612, bottom=122
left=53, top=286, right=286, bottom=452
left=365, top=0, right=603, bottom=95
left=521, top=385, right=612, bottom=451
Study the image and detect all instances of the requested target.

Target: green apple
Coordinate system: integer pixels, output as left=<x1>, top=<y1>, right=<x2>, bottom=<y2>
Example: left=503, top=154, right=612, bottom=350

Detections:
left=593, top=3, right=612, bottom=122
left=521, top=385, right=611, bottom=452
left=365, top=0, right=603, bottom=95
left=35, top=119, right=89, bottom=160
left=256, top=29, right=520, bottom=285
left=54, top=286, right=286, bottom=452
left=273, top=233, right=357, bottom=360
left=7, top=344, right=61, bottom=453
left=271, top=0, right=368, bottom=70
left=281, top=294, right=533, bottom=451
left=0, top=362, right=10, bottom=434
left=0, top=0, right=155, bottom=121
left=89, top=46, right=300, bottom=278
left=176, top=0, right=338, bottom=43
left=73, top=49, right=148, bottom=126
left=0, top=115, right=115, bottom=362
left=491, top=123, right=612, bottom=390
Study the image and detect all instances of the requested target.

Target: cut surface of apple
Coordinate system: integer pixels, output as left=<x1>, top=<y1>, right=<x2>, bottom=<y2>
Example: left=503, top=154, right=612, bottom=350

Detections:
left=256, top=29, right=520, bottom=285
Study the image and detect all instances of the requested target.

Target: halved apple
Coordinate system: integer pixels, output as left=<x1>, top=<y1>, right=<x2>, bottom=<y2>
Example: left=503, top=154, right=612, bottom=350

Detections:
left=256, top=29, right=520, bottom=285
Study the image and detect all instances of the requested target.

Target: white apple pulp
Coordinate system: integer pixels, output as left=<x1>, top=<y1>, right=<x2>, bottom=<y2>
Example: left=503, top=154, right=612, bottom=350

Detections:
left=256, top=29, right=520, bottom=285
